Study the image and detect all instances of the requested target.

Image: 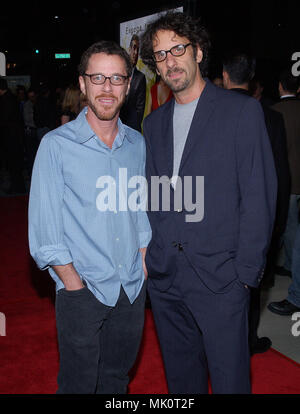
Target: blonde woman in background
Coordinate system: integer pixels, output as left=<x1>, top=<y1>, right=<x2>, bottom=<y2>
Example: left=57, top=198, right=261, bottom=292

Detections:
left=79, top=92, right=88, bottom=110
left=60, top=85, right=81, bottom=125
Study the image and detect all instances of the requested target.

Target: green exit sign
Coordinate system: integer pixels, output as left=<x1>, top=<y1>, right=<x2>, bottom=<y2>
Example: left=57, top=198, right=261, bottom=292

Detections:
left=55, top=53, right=71, bottom=59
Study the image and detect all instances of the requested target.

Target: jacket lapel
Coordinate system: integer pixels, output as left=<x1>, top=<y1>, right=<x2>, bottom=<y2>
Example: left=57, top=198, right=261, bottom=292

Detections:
left=129, top=68, right=139, bottom=94
left=179, top=81, right=216, bottom=173
left=158, top=99, right=175, bottom=178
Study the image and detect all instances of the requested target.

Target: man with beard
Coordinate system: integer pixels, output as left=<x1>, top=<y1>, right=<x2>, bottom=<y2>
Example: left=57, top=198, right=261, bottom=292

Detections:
left=28, top=41, right=151, bottom=394
left=140, top=12, right=277, bottom=394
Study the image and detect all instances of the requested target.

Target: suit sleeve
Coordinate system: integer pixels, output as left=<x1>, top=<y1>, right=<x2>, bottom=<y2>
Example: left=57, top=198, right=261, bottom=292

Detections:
left=235, top=98, right=278, bottom=287
left=143, top=116, right=157, bottom=221
left=135, top=75, right=146, bottom=128
left=271, top=112, right=291, bottom=234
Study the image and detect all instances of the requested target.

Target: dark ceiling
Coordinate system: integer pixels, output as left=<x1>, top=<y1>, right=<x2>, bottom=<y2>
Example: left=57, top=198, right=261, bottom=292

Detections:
left=1, top=0, right=298, bottom=89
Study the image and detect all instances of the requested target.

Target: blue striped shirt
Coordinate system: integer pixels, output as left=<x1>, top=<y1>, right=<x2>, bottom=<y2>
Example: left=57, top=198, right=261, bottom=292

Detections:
left=28, top=108, right=152, bottom=306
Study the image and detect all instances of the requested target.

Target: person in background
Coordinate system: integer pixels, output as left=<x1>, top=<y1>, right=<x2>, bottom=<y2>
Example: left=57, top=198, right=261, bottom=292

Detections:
left=16, top=85, right=27, bottom=122
left=140, top=12, right=277, bottom=394
left=212, top=76, right=223, bottom=88
left=250, top=77, right=275, bottom=107
left=60, top=85, right=81, bottom=125
left=222, top=53, right=290, bottom=355
left=120, top=34, right=146, bottom=132
left=269, top=69, right=300, bottom=280
left=0, top=77, right=26, bottom=194
left=145, top=75, right=173, bottom=116
left=34, top=83, right=57, bottom=141
left=23, top=88, right=38, bottom=177
left=28, top=40, right=151, bottom=394
left=268, top=69, right=300, bottom=316
left=79, top=91, right=88, bottom=110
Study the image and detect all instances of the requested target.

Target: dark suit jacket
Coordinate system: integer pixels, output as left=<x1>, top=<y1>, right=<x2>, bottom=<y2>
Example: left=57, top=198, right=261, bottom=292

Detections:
left=262, top=102, right=290, bottom=233
left=120, top=67, right=146, bottom=132
left=231, top=88, right=290, bottom=234
left=143, top=81, right=277, bottom=293
left=272, top=97, right=300, bottom=194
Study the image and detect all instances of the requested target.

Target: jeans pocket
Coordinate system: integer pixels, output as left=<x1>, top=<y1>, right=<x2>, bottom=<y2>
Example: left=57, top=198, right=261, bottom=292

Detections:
left=58, top=286, right=89, bottom=297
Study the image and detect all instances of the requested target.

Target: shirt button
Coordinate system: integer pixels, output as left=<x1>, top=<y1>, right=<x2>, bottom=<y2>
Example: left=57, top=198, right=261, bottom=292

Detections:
left=116, top=237, right=119, bottom=241
left=118, top=264, right=122, bottom=268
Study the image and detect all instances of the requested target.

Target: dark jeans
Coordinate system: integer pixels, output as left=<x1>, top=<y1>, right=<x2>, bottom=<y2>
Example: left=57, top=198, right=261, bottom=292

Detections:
left=55, top=282, right=146, bottom=394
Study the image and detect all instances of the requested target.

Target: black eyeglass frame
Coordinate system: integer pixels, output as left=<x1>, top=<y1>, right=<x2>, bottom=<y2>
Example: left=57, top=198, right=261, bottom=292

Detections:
left=152, top=43, right=192, bottom=63
left=83, top=73, right=130, bottom=85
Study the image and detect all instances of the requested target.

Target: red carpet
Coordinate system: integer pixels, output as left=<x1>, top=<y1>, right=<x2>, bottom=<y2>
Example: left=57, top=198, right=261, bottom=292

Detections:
left=1, top=196, right=300, bottom=394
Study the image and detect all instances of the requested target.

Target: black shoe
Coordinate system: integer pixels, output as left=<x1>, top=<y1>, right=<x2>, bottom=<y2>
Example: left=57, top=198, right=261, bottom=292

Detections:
left=250, top=337, right=272, bottom=356
left=275, top=266, right=292, bottom=277
left=267, top=299, right=300, bottom=316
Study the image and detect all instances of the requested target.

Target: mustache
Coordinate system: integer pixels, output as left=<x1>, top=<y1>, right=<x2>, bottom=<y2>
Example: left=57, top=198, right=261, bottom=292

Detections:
left=166, top=67, right=184, bottom=76
left=95, top=94, right=116, bottom=100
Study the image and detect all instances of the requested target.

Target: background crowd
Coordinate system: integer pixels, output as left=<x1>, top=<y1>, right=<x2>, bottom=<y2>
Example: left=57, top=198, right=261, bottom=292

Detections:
left=1, top=58, right=299, bottom=195
left=0, top=79, right=86, bottom=194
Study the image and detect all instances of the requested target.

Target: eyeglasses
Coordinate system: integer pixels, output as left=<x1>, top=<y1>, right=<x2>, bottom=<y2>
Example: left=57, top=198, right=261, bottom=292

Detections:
left=84, top=73, right=129, bottom=85
left=153, top=43, right=192, bottom=63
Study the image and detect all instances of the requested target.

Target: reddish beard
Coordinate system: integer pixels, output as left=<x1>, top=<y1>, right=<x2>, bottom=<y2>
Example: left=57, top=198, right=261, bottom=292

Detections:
left=88, top=93, right=126, bottom=121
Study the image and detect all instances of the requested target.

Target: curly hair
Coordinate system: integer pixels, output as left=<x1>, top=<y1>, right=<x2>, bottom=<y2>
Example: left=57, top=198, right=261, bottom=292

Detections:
left=140, top=11, right=211, bottom=76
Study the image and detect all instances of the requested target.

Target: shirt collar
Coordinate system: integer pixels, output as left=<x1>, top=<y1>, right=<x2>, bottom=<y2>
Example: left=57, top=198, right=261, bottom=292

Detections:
left=74, top=108, right=96, bottom=144
left=74, top=107, right=134, bottom=145
left=113, top=118, right=135, bottom=148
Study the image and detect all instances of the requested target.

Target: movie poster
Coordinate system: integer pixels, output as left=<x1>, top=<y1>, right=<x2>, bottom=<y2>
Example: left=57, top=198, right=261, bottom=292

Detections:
left=120, top=7, right=183, bottom=120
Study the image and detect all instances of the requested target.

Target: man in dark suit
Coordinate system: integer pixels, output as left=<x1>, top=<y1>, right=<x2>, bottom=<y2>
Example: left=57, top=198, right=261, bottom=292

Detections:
left=250, top=77, right=275, bottom=107
left=268, top=69, right=300, bottom=316
left=223, top=53, right=290, bottom=355
left=140, top=12, right=277, bottom=394
left=120, top=34, right=146, bottom=132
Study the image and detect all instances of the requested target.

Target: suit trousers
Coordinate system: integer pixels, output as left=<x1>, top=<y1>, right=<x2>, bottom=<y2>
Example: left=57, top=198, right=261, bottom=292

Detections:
left=148, top=251, right=251, bottom=394
left=288, top=220, right=300, bottom=307
left=55, top=282, right=146, bottom=394
left=283, top=194, right=300, bottom=270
